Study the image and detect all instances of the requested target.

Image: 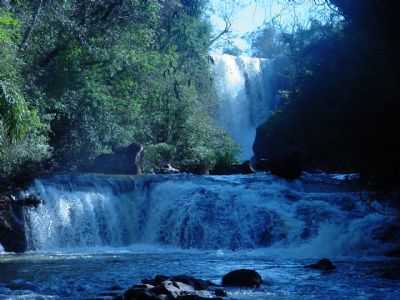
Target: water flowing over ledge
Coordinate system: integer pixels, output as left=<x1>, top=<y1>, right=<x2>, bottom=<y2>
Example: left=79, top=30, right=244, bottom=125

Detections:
left=24, top=173, right=398, bottom=258
left=212, top=54, right=276, bottom=160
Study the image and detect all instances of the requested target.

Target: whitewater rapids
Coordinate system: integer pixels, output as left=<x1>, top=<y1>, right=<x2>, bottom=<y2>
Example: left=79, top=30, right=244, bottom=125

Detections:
left=23, top=173, right=398, bottom=258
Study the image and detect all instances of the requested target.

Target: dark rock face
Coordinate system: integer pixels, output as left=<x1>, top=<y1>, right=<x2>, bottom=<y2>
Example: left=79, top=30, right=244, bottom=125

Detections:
left=253, top=123, right=303, bottom=180
left=222, top=269, right=263, bottom=288
left=116, top=275, right=222, bottom=300
left=305, top=259, right=336, bottom=271
left=253, top=155, right=302, bottom=180
left=89, top=143, right=144, bottom=175
left=212, top=161, right=255, bottom=175
left=0, top=194, right=42, bottom=253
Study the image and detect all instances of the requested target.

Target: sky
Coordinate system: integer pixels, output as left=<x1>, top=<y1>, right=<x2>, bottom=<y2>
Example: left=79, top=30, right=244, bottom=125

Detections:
left=209, top=0, right=333, bottom=52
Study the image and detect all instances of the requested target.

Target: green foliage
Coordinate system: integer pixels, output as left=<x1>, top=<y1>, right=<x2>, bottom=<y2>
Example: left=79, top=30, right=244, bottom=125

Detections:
left=0, top=0, right=237, bottom=176
left=0, top=9, right=49, bottom=176
left=144, top=143, right=176, bottom=171
left=0, top=10, right=19, bottom=43
left=213, top=134, right=239, bottom=172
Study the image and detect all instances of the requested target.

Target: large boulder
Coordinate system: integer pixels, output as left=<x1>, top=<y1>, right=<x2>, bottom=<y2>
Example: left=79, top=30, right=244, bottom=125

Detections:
left=222, top=269, right=263, bottom=288
left=89, top=143, right=144, bottom=175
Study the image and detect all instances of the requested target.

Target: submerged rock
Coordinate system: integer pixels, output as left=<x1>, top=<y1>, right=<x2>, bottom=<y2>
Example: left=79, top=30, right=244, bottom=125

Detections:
left=305, top=259, right=336, bottom=271
left=222, top=269, right=263, bottom=288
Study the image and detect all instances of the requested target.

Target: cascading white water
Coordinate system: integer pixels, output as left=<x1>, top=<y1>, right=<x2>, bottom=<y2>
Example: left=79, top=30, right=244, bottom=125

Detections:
left=24, top=174, right=398, bottom=257
left=212, top=54, right=274, bottom=160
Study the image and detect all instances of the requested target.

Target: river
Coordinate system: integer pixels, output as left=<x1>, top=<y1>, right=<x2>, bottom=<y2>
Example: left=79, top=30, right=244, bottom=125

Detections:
left=0, top=173, right=399, bottom=299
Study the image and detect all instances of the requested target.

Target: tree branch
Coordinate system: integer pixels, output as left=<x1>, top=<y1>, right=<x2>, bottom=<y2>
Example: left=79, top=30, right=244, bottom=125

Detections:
left=208, top=16, right=232, bottom=47
left=19, top=0, right=44, bottom=51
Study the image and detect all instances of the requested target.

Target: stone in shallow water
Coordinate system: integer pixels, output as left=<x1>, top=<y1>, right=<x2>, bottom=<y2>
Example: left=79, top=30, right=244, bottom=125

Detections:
left=118, top=275, right=223, bottom=300
left=305, top=259, right=336, bottom=271
left=214, top=289, right=227, bottom=297
left=222, top=269, right=263, bottom=288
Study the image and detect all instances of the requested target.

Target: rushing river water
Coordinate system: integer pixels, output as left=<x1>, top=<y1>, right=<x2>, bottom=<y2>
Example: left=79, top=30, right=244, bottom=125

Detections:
left=0, top=173, right=399, bottom=299
left=0, top=249, right=399, bottom=300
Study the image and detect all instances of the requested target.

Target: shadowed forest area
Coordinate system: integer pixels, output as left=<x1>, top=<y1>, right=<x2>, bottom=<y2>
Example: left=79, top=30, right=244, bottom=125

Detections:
left=252, top=0, right=400, bottom=191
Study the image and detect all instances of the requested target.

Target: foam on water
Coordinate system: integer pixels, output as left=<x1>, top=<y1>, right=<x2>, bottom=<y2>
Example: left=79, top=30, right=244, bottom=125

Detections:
left=24, top=173, right=398, bottom=258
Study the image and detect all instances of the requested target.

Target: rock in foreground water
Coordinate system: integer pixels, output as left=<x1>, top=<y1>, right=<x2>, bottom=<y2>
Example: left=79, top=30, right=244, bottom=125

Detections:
left=222, top=269, right=263, bottom=288
left=305, top=259, right=336, bottom=271
left=116, top=275, right=223, bottom=300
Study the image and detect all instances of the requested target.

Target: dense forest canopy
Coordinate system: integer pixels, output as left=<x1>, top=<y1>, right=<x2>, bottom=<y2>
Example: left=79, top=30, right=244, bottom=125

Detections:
left=1, top=0, right=399, bottom=190
left=0, top=0, right=237, bottom=180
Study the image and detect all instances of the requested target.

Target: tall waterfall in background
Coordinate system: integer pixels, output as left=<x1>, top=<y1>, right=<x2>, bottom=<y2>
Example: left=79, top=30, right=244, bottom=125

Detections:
left=212, top=54, right=275, bottom=160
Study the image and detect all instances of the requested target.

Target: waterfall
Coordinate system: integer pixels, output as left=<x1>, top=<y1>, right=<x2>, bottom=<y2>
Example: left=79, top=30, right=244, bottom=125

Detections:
left=24, top=174, right=398, bottom=257
left=212, top=54, right=275, bottom=160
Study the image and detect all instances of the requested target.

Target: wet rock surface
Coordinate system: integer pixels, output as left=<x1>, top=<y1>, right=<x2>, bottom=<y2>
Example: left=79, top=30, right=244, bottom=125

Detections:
left=114, top=275, right=225, bottom=300
left=114, top=273, right=253, bottom=300
left=222, top=269, right=263, bottom=288
left=0, top=193, right=42, bottom=253
left=305, top=259, right=336, bottom=271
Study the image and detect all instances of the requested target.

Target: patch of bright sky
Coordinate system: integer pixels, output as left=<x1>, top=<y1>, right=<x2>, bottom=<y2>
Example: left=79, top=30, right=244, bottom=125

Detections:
left=209, top=0, right=334, bottom=53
